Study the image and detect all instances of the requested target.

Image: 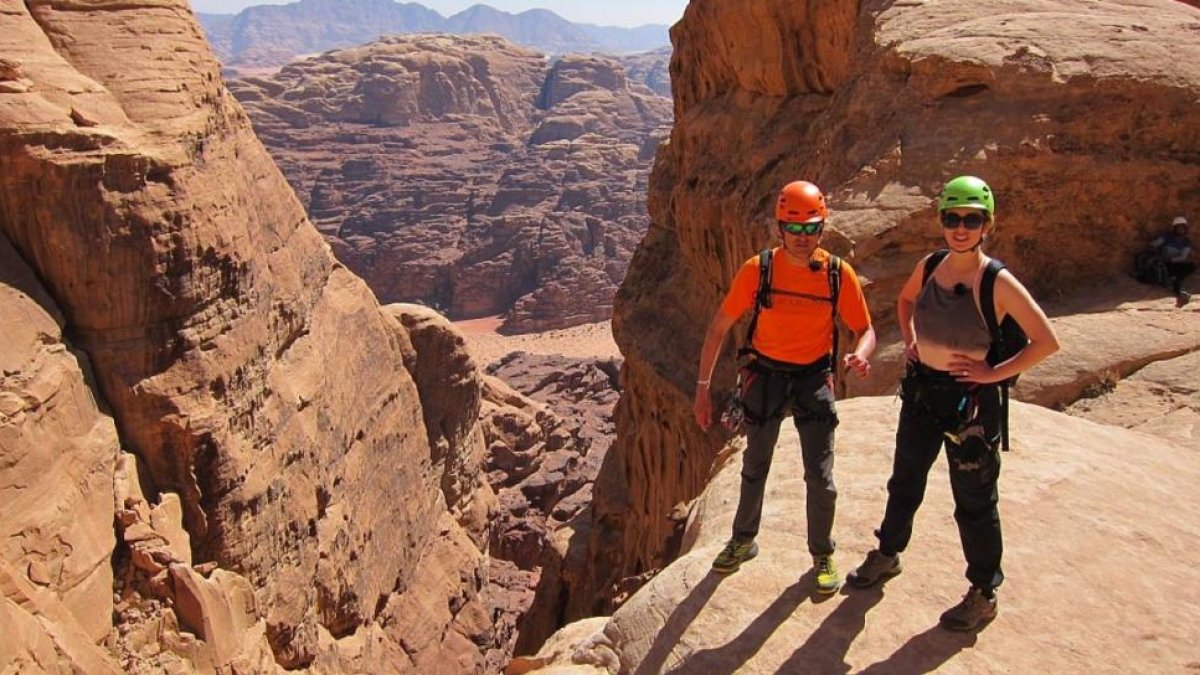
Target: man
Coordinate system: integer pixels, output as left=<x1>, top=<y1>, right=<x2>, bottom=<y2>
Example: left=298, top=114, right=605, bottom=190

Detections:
left=693, top=180, right=876, bottom=593
left=1151, top=215, right=1194, bottom=307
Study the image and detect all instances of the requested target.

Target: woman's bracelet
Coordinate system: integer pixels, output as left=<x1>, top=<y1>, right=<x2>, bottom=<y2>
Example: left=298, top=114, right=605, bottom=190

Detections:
left=697, top=379, right=711, bottom=386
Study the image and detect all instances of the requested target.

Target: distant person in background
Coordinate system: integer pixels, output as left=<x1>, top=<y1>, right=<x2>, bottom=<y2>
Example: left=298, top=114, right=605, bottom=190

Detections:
left=847, top=176, right=1059, bottom=632
left=693, top=180, right=876, bottom=594
left=1151, top=216, right=1194, bottom=307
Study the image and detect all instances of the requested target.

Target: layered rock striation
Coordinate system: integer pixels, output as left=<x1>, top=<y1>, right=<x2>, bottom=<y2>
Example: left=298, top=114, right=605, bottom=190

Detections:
left=0, top=1, right=569, bottom=671
left=230, top=34, right=672, bottom=333
left=580, top=0, right=1200, bottom=617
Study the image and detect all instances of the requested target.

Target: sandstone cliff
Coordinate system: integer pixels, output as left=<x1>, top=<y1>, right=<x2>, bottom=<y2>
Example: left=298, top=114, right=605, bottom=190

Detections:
left=580, top=0, right=1200, bottom=618
left=0, top=1, right=554, bottom=670
left=230, top=34, right=672, bottom=333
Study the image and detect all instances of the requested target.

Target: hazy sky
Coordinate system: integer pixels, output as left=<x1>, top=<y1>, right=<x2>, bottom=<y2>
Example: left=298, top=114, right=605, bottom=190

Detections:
left=191, top=0, right=690, bottom=27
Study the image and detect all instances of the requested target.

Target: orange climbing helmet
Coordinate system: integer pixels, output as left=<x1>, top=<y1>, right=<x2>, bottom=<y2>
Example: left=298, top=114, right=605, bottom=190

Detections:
left=775, top=181, right=828, bottom=223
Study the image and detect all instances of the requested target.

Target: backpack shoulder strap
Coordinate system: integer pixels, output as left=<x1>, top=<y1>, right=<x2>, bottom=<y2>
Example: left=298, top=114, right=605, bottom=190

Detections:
left=979, top=258, right=1006, bottom=338
left=979, top=257, right=1012, bottom=452
left=740, top=249, right=773, bottom=357
left=921, top=249, right=950, bottom=286
left=756, top=249, right=774, bottom=310
left=828, top=254, right=842, bottom=307
left=828, top=255, right=842, bottom=361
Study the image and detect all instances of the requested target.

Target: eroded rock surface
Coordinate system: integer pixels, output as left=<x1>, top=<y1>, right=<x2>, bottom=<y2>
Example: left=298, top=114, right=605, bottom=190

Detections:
left=229, top=34, right=672, bottom=333
left=478, top=351, right=622, bottom=656
left=0, top=231, right=120, bottom=672
left=0, top=2, right=506, bottom=671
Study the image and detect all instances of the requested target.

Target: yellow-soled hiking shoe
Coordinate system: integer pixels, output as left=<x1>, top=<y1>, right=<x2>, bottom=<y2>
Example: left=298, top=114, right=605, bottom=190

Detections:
left=813, top=554, right=842, bottom=594
left=712, top=539, right=758, bottom=574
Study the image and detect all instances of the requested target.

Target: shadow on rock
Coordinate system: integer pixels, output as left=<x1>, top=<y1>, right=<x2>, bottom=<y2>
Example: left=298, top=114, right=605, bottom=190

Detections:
left=858, top=623, right=979, bottom=674
left=634, top=571, right=729, bottom=675
left=774, top=584, right=885, bottom=674
left=663, top=574, right=816, bottom=674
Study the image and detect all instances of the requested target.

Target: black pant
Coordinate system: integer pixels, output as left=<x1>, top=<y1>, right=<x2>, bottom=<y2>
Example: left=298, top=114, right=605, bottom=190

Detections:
left=1167, top=261, right=1196, bottom=295
left=877, top=366, right=1004, bottom=591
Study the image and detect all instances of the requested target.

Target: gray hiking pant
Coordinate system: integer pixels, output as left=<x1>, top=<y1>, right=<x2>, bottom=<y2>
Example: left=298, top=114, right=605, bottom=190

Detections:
left=731, top=360, right=838, bottom=556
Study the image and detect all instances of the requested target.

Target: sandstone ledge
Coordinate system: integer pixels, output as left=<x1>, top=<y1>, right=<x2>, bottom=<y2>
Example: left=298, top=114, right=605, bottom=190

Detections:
left=530, top=397, right=1200, bottom=673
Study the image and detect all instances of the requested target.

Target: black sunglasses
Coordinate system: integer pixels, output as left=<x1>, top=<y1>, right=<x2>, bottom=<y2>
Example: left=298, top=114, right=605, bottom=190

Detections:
left=779, top=220, right=824, bottom=235
left=940, top=211, right=990, bottom=230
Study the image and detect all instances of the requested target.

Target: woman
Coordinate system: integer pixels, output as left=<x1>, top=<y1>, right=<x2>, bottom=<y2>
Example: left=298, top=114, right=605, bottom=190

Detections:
left=846, top=175, right=1059, bottom=632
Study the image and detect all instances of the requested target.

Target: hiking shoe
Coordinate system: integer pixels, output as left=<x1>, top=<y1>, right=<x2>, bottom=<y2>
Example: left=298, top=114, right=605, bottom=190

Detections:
left=847, top=550, right=902, bottom=588
left=711, top=539, right=758, bottom=574
left=812, top=554, right=842, bottom=594
left=1177, top=291, right=1192, bottom=308
left=939, top=587, right=998, bottom=631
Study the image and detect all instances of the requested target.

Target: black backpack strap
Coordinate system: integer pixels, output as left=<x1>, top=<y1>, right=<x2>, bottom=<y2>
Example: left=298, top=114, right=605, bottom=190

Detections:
left=978, top=258, right=1011, bottom=452
left=828, top=255, right=842, bottom=362
left=757, top=249, right=774, bottom=310
left=978, top=258, right=1005, bottom=337
left=739, top=249, right=773, bottom=357
left=921, top=249, right=950, bottom=287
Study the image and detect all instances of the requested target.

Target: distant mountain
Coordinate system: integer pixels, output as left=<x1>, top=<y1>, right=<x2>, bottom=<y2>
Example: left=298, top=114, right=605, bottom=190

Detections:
left=579, top=22, right=670, bottom=54
left=198, top=0, right=671, bottom=69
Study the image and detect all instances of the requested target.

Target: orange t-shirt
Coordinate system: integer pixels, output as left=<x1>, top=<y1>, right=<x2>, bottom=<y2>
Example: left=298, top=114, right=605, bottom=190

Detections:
left=719, top=247, right=872, bottom=365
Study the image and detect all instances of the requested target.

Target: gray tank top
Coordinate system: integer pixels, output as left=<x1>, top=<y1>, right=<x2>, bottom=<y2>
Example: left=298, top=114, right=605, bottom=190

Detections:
left=913, top=281, right=992, bottom=353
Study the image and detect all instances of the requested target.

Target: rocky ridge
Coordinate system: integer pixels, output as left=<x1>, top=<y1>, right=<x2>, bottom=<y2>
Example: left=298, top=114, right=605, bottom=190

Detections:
left=230, top=34, right=672, bottom=334
left=198, top=0, right=671, bottom=71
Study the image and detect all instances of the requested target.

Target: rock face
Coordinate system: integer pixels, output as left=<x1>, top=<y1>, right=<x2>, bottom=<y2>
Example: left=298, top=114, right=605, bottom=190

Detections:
left=0, top=229, right=121, bottom=672
left=525, top=398, right=1200, bottom=673
left=580, top=0, right=1200, bottom=617
left=198, top=0, right=670, bottom=71
left=0, top=2, right=516, bottom=671
left=618, top=47, right=673, bottom=98
left=481, top=352, right=622, bottom=655
left=230, top=34, right=672, bottom=333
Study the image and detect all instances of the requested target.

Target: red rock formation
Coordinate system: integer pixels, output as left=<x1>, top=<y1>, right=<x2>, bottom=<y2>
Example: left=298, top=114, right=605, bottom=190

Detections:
left=582, top=0, right=1200, bottom=616
left=482, top=352, right=621, bottom=653
left=229, top=34, right=671, bottom=333
left=0, top=2, right=504, bottom=671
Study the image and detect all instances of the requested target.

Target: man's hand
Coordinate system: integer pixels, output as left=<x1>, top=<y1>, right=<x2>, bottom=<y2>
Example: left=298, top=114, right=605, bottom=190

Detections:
left=844, top=352, right=871, bottom=379
left=693, top=386, right=713, bottom=430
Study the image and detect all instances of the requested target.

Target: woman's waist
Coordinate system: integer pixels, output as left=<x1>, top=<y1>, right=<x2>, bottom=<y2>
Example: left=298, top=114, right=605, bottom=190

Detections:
left=914, top=343, right=988, bottom=372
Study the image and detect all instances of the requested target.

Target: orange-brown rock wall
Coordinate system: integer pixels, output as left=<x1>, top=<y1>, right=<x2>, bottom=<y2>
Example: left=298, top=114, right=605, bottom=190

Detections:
left=586, top=0, right=1200, bottom=610
left=0, top=233, right=121, bottom=671
left=1, top=1, right=499, bottom=670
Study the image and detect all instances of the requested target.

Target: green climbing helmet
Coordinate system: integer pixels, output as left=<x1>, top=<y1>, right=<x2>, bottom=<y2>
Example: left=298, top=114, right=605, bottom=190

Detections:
left=938, top=175, right=995, bottom=214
